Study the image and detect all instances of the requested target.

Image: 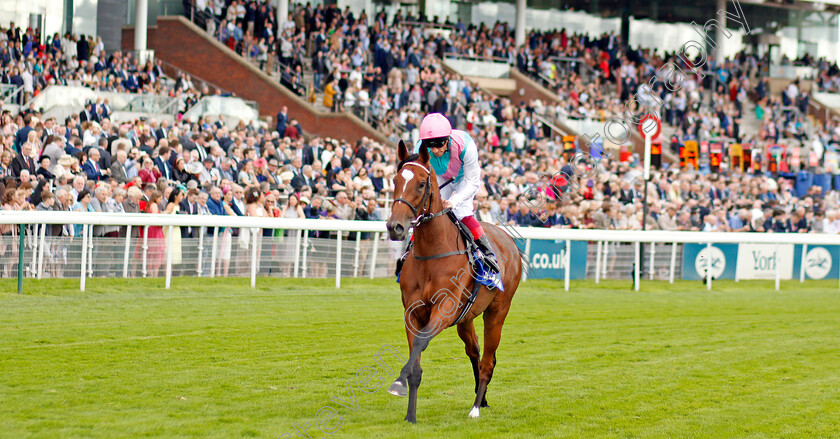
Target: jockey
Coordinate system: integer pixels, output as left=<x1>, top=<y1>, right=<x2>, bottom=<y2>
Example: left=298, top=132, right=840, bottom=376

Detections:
left=397, top=113, right=500, bottom=274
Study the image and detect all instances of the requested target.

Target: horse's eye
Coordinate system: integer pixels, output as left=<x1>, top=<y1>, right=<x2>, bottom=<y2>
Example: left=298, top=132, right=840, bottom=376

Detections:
left=418, top=181, right=426, bottom=190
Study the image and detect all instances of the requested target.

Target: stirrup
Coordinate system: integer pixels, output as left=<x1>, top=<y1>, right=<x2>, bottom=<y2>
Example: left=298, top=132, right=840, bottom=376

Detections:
left=480, top=253, right=500, bottom=274
left=474, top=235, right=500, bottom=274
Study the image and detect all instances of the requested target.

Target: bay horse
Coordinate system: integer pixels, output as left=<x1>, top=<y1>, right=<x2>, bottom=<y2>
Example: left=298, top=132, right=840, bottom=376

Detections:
left=385, top=141, right=522, bottom=423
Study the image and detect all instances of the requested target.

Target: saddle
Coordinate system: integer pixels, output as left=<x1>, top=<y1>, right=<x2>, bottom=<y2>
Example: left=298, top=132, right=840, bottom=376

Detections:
left=396, top=211, right=502, bottom=291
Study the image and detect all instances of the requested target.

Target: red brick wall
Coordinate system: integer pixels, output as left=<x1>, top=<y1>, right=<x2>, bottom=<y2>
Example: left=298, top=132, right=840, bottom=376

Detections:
left=509, top=68, right=561, bottom=107
left=122, top=16, right=391, bottom=145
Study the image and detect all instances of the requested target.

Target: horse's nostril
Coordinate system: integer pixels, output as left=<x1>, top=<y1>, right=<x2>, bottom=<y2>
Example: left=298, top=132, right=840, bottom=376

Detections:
left=394, top=224, right=405, bottom=235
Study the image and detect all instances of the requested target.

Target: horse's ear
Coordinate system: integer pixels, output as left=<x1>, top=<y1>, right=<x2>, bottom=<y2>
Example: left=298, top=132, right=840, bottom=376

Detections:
left=419, top=144, right=430, bottom=165
left=398, top=140, right=409, bottom=162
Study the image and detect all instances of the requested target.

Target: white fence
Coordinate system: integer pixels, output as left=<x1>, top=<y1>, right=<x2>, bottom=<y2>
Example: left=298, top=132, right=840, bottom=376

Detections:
left=3, top=211, right=840, bottom=292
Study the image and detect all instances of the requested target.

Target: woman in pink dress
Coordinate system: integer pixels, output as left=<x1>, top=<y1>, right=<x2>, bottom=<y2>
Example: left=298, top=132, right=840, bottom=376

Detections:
left=144, top=191, right=166, bottom=277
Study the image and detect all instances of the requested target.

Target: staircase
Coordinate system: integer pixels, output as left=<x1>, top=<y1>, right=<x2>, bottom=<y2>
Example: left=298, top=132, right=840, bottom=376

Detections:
left=122, top=16, right=392, bottom=145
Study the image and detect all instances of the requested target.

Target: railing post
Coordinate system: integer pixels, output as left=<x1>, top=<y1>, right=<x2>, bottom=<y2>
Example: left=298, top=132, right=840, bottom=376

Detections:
left=250, top=228, right=259, bottom=288
left=302, top=231, right=309, bottom=277
left=293, top=229, right=301, bottom=278
left=335, top=231, right=343, bottom=288
left=17, top=224, right=24, bottom=294
left=634, top=241, right=640, bottom=291
left=210, top=227, right=219, bottom=278
left=706, top=242, right=712, bottom=291
left=197, top=226, right=205, bottom=276
left=88, top=226, right=94, bottom=278
left=603, top=241, right=608, bottom=279
left=669, top=242, right=677, bottom=284
left=353, top=231, right=361, bottom=278
left=30, top=224, right=39, bottom=277
left=80, top=224, right=89, bottom=291
left=649, top=242, right=656, bottom=280
left=564, top=239, right=571, bottom=292
left=774, top=243, right=780, bottom=291
left=123, top=225, right=132, bottom=278
left=165, top=225, right=174, bottom=289
left=142, top=226, right=149, bottom=278
left=594, top=240, right=601, bottom=284
left=37, top=223, right=46, bottom=279
left=369, top=232, right=379, bottom=279
left=799, top=244, right=807, bottom=283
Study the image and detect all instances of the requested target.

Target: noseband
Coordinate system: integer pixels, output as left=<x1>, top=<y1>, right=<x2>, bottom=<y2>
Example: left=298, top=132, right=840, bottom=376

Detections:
left=394, top=162, right=450, bottom=227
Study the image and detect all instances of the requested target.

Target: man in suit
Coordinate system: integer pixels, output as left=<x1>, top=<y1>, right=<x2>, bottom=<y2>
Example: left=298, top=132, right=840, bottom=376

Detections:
left=657, top=180, right=671, bottom=202
left=592, top=201, right=611, bottom=229
left=299, top=165, right=317, bottom=191
left=83, top=148, right=108, bottom=181
left=92, top=138, right=112, bottom=169
left=264, top=158, right=282, bottom=190
left=109, top=150, right=130, bottom=183
left=179, top=189, right=201, bottom=238
left=79, top=102, right=95, bottom=123
left=275, top=106, right=288, bottom=136
left=154, top=146, right=174, bottom=180
left=618, top=180, right=635, bottom=204
left=14, top=113, right=34, bottom=152
left=12, top=142, right=37, bottom=177
left=298, top=141, right=314, bottom=165
left=658, top=206, right=679, bottom=231
left=155, top=119, right=170, bottom=141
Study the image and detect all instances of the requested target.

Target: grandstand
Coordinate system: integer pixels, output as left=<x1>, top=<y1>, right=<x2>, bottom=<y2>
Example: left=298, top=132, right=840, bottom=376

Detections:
left=5, top=1, right=840, bottom=437
left=1, top=0, right=840, bottom=283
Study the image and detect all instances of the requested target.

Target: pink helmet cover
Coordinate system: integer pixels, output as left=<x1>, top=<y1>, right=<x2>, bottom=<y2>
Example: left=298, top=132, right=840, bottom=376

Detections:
left=419, top=113, right=452, bottom=140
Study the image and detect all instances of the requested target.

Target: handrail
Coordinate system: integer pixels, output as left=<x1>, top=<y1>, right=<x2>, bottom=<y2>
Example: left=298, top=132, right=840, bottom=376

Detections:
left=443, top=53, right=510, bottom=64
left=537, top=72, right=557, bottom=88
left=5, top=211, right=840, bottom=245
left=549, top=56, right=599, bottom=79
left=533, top=113, right=571, bottom=137
left=0, top=84, right=24, bottom=102
left=401, top=20, right=457, bottom=30
left=158, top=59, right=231, bottom=96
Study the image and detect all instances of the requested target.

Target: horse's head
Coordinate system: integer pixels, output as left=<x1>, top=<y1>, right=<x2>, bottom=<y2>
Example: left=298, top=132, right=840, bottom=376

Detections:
left=387, top=140, right=433, bottom=241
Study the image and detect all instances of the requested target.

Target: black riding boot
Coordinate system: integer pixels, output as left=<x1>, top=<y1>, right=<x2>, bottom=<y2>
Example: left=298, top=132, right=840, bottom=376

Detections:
left=395, top=253, right=406, bottom=277
left=395, top=244, right=411, bottom=277
left=475, top=235, right=500, bottom=273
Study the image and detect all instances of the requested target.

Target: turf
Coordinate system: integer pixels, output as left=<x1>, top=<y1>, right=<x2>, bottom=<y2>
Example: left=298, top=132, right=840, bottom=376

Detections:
left=0, top=277, right=839, bottom=438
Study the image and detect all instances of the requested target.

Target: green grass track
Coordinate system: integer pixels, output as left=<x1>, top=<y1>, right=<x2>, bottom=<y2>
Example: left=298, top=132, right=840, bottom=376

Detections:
left=0, top=278, right=838, bottom=438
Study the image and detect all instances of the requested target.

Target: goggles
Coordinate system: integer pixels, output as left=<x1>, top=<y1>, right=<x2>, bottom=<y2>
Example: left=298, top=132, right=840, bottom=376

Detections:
left=423, top=137, right=450, bottom=151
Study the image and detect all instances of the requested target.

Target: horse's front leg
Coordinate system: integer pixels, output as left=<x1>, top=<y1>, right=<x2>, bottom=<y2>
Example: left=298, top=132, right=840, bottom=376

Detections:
left=389, top=309, right=447, bottom=423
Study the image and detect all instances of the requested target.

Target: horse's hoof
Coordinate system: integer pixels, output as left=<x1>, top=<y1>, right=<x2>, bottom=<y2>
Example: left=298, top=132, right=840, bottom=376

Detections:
left=387, top=380, right=407, bottom=397
left=468, top=406, right=480, bottom=418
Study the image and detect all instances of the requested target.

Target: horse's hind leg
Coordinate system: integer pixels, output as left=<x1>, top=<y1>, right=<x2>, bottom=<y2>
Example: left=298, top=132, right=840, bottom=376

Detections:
left=470, top=305, right=511, bottom=418
left=457, top=320, right=482, bottom=403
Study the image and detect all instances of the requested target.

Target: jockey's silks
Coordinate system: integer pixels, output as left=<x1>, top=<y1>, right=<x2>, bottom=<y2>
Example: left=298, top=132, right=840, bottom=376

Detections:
left=415, top=130, right=472, bottom=183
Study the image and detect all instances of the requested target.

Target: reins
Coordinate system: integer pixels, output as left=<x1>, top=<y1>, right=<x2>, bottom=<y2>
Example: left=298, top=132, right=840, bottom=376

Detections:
left=393, top=162, right=453, bottom=228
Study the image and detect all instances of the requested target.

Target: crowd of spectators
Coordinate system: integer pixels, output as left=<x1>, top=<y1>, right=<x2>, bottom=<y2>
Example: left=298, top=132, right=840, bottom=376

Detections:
left=0, top=21, right=221, bottom=116
left=3, top=10, right=840, bottom=277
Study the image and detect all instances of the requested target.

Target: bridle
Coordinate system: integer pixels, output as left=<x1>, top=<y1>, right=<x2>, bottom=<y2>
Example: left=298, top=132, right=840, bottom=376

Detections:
left=394, top=161, right=450, bottom=227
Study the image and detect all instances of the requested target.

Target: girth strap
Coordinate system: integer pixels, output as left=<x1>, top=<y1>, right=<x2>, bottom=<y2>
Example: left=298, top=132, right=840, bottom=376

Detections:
left=451, top=280, right=482, bottom=327
left=412, top=249, right=468, bottom=260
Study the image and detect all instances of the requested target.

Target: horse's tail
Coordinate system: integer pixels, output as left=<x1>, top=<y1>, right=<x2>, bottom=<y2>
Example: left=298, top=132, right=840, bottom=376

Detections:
left=516, top=242, right=530, bottom=281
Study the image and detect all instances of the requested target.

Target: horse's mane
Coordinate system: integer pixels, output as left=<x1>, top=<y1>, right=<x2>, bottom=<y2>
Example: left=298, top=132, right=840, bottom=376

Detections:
left=397, top=154, right=420, bottom=171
